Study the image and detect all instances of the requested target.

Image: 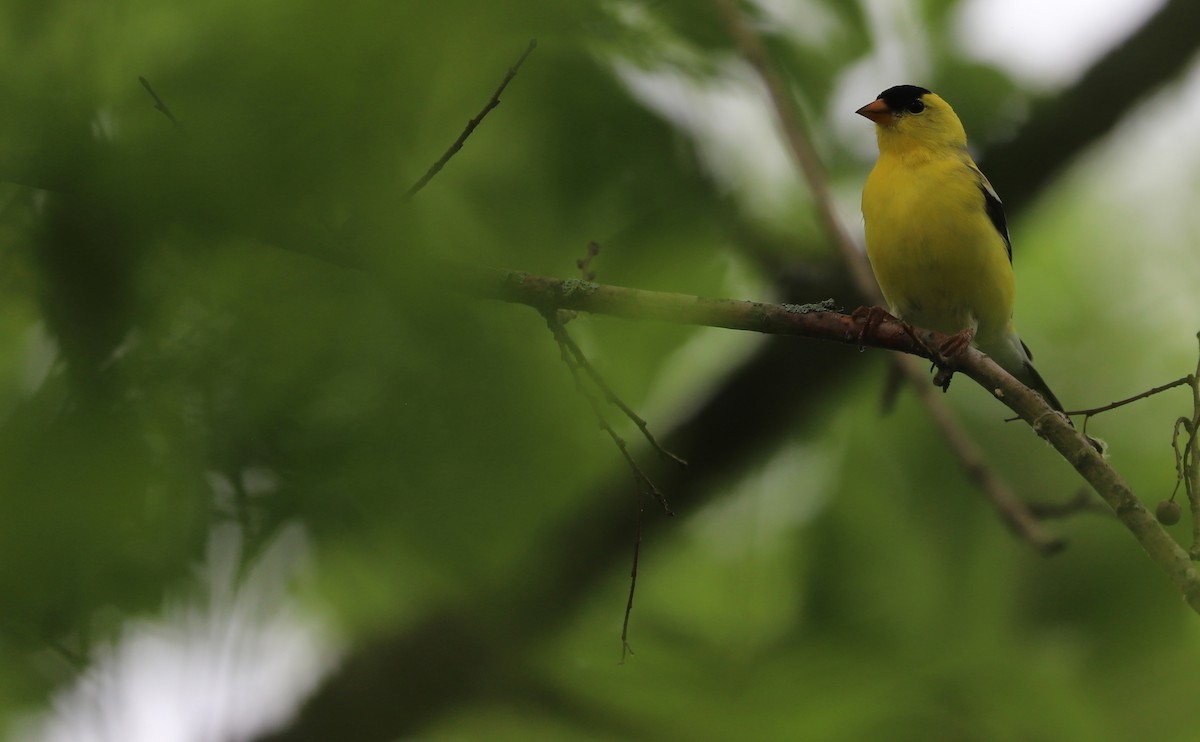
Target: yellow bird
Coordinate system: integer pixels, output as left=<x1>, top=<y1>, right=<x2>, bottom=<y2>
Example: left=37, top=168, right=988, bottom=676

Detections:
left=857, top=84, right=1064, bottom=412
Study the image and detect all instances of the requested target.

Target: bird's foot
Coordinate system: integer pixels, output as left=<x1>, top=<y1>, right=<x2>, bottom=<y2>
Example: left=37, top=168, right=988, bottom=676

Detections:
left=938, top=327, right=976, bottom=360
left=851, top=308, right=977, bottom=394
left=929, top=327, right=976, bottom=392
left=851, top=305, right=902, bottom=351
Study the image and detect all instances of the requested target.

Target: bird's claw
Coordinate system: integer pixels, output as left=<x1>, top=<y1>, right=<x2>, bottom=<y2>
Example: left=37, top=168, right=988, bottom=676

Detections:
left=852, top=308, right=978, bottom=394
left=937, top=327, right=975, bottom=360
left=928, top=327, right=975, bottom=392
left=851, top=305, right=898, bottom=351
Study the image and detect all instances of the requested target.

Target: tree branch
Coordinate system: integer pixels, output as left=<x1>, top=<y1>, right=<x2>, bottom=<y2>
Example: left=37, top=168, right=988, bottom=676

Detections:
left=469, top=268, right=867, bottom=343
left=464, top=266, right=1200, bottom=614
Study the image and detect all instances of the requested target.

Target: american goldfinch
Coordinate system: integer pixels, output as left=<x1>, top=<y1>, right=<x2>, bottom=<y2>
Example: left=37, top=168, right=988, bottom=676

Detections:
left=857, top=84, right=1064, bottom=412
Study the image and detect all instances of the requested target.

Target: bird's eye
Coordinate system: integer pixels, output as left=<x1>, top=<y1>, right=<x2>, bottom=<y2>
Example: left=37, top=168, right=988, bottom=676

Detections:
left=906, top=99, right=926, bottom=114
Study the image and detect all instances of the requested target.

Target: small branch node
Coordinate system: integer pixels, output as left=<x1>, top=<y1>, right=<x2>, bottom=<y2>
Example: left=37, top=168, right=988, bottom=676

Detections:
left=577, top=241, right=601, bottom=281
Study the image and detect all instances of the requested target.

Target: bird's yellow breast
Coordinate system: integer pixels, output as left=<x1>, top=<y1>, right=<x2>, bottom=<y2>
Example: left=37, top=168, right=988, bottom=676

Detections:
left=862, top=150, right=1015, bottom=345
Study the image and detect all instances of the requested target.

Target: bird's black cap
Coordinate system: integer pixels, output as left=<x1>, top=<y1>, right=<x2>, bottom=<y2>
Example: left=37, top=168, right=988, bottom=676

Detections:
left=877, top=85, right=931, bottom=111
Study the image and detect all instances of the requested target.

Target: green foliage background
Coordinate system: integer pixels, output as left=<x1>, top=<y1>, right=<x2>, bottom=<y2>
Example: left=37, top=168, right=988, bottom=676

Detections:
left=2, top=0, right=1199, bottom=739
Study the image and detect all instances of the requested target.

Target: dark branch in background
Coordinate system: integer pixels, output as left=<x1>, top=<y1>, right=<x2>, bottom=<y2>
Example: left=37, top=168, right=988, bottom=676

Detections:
left=978, top=0, right=1200, bottom=213
left=903, top=361, right=1065, bottom=553
left=712, top=0, right=873, bottom=295
left=404, top=39, right=537, bottom=200
left=138, top=76, right=184, bottom=131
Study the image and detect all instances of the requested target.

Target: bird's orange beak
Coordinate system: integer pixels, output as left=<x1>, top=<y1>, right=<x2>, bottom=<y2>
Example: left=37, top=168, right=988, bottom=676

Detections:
left=856, top=98, right=893, bottom=125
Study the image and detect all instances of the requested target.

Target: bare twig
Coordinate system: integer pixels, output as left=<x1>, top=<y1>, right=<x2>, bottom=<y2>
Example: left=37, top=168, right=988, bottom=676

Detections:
left=541, top=307, right=672, bottom=655
left=558, top=331, right=687, bottom=467
left=557, top=239, right=680, bottom=654
left=712, top=0, right=1056, bottom=552
left=1066, top=376, right=1194, bottom=419
left=1171, top=415, right=1197, bottom=546
left=1182, top=336, right=1200, bottom=557
left=541, top=309, right=673, bottom=515
left=138, top=76, right=184, bottom=131
left=620, top=488, right=643, bottom=664
left=405, top=39, right=537, bottom=200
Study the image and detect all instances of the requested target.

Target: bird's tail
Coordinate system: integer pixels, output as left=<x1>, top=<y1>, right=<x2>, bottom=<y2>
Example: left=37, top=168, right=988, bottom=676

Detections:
left=1017, top=351, right=1065, bottom=413
left=986, top=332, right=1065, bottom=413
left=984, top=331, right=1103, bottom=453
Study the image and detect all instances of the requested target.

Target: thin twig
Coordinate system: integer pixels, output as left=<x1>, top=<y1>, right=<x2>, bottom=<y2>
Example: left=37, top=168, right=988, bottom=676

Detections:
left=712, top=0, right=1057, bottom=552
left=1183, top=335, right=1200, bottom=557
left=541, top=307, right=669, bottom=655
left=1172, top=417, right=1189, bottom=492
left=620, top=487, right=643, bottom=663
left=560, top=241, right=685, bottom=466
left=405, top=39, right=537, bottom=200
left=542, top=310, right=673, bottom=515
left=1066, top=376, right=1194, bottom=418
left=559, top=331, right=688, bottom=467
left=1186, top=415, right=1199, bottom=557
left=1173, top=415, right=1197, bottom=542
left=138, top=76, right=184, bottom=131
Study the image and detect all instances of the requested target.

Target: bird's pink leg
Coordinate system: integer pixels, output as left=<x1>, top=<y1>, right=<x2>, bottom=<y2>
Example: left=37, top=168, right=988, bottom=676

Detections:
left=850, top=305, right=897, bottom=350
left=937, top=326, right=976, bottom=360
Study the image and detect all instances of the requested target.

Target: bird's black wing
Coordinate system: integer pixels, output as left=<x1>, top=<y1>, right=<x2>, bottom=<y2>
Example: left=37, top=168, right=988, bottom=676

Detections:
left=968, top=162, right=1012, bottom=263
